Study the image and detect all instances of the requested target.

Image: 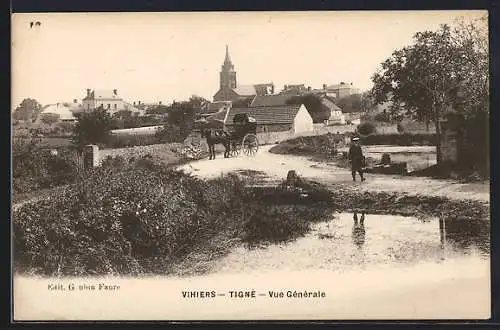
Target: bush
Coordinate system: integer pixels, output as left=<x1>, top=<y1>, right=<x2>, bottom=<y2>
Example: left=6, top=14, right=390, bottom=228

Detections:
left=356, top=122, right=377, bottom=135
left=359, top=133, right=436, bottom=146
left=13, top=161, right=334, bottom=276
left=12, top=137, right=81, bottom=196
left=72, top=108, right=114, bottom=147
left=269, top=133, right=346, bottom=158
left=374, top=111, right=391, bottom=123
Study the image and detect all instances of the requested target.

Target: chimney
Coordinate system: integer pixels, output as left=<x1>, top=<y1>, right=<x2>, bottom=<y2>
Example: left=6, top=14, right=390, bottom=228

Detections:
left=113, top=89, right=117, bottom=95
left=86, top=89, right=91, bottom=97
left=323, top=84, right=327, bottom=90
left=73, top=99, right=77, bottom=103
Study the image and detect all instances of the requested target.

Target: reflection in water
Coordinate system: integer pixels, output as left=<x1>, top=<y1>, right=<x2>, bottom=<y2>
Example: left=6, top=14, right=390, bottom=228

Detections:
left=214, top=213, right=490, bottom=275
left=352, top=212, right=366, bottom=249
left=440, top=216, right=490, bottom=256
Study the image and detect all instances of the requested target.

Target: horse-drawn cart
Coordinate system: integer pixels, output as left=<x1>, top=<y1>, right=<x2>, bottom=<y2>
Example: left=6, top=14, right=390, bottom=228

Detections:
left=198, top=113, right=259, bottom=159
left=229, top=113, right=259, bottom=157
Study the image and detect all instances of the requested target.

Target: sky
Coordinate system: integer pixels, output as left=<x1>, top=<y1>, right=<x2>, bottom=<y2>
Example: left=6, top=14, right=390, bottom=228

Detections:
left=11, top=10, right=487, bottom=107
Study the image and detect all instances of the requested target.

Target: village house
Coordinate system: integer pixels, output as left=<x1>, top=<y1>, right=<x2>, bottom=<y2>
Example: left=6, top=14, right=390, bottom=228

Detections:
left=213, top=46, right=274, bottom=102
left=322, top=97, right=346, bottom=125
left=199, top=101, right=232, bottom=119
left=224, top=104, right=313, bottom=134
left=81, top=89, right=142, bottom=115
left=249, top=94, right=295, bottom=107
left=249, top=93, right=347, bottom=126
left=37, top=102, right=79, bottom=123
left=322, top=82, right=360, bottom=99
left=279, top=84, right=309, bottom=95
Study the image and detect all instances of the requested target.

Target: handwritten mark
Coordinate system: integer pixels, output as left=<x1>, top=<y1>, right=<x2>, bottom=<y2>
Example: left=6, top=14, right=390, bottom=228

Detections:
left=30, top=21, right=41, bottom=28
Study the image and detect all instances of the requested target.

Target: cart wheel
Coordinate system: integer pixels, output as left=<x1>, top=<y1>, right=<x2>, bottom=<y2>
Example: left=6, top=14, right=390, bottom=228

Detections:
left=230, top=141, right=241, bottom=157
left=242, top=134, right=259, bottom=156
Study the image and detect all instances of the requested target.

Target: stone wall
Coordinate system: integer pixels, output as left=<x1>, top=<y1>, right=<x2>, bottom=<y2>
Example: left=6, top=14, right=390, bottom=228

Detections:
left=99, top=142, right=190, bottom=164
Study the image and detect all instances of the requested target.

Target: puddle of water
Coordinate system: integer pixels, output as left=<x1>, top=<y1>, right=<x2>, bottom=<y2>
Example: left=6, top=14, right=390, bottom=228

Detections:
left=215, top=213, right=489, bottom=274
left=13, top=213, right=490, bottom=320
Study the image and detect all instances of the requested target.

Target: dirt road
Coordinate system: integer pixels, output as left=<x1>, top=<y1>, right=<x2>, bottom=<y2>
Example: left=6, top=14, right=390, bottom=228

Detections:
left=177, top=145, right=490, bottom=202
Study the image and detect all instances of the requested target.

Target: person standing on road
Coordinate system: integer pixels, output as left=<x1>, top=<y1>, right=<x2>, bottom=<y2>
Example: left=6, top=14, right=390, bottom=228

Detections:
left=348, top=137, right=365, bottom=182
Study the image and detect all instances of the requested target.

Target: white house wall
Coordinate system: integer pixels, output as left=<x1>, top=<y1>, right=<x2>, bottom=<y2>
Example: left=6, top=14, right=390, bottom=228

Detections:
left=293, top=105, right=314, bottom=134
left=82, top=99, right=127, bottom=114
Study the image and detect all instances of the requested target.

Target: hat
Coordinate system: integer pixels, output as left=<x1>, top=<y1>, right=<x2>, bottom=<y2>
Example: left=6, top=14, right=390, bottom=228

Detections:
left=352, top=137, right=360, bottom=141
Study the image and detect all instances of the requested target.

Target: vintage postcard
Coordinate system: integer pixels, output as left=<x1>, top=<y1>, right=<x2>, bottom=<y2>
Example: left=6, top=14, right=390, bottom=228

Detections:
left=11, top=10, right=490, bottom=321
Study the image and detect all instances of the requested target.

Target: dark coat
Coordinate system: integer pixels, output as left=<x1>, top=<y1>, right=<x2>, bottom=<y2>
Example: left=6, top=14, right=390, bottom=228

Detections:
left=348, top=144, right=364, bottom=168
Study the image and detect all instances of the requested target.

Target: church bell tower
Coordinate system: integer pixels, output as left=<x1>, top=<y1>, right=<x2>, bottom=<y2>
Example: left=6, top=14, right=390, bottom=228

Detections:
left=220, top=45, right=237, bottom=89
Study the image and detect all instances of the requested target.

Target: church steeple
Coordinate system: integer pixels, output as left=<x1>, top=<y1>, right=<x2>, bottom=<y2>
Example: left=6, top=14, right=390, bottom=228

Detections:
left=220, top=45, right=237, bottom=89
left=224, top=45, right=232, bottom=65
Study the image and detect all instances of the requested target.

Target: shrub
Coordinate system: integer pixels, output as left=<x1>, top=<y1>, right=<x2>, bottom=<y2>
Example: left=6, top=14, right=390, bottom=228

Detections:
left=12, top=137, right=82, bottom=196
left=356, top=122, right=377, bottom=135
left=374, top=111, right=391, bottom=123
left=360, top=133, right=436, bottom=146
left=13, top=162, right=334, bottom=276
left=71, top=108, right=114, bottom=147
left=269, top=133, right=346, bottom=158
left=381, top=153, right=391, bottom=164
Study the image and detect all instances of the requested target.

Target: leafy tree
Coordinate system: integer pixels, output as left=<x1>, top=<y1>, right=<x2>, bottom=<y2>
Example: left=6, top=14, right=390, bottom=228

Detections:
left=56, top=122, right=74, bottom=135
left=370, top=17, right=488, bottom=165
left=146, top=105, right=170, bottom=115
left=71, top=107, right=114, bottom=147
left=286, top=93, right=326, bottom=123
left=359, top=91, right=377, bottom=113
left=12, top=98, right=42, bottom=122
left=40, top=113, right=60, bottom=125
left=336, top=94, right=364, bottom=113
left=188, top=95, right=210, bottom=112
left=166, top=100, right=196, bottom=140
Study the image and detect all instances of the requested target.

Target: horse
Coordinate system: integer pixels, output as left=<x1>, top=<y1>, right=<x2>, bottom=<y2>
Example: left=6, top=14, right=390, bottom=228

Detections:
left=201, top=128, right=231, bottom=160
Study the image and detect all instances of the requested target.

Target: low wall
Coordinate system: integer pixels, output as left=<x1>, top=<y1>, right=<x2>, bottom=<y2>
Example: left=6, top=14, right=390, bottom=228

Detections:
left=99, top=143, right=184, bottom=164
left=257, top=125, right=358, bottom=145
left=110, top=125, right=163, bottom=136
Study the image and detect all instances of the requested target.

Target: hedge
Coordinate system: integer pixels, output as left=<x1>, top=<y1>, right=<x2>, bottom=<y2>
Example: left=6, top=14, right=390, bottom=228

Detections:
left=358, top=133, right=437, bottom=146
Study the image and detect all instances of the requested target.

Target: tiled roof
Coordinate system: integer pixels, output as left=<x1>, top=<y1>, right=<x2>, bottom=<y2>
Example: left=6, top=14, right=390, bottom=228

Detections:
left=226, top=105, right=302, bottom=125
left=233, top=84, right=257, bottom=96
left=321, top=97, right=342, bottom=112
left=204, top=101, right=231, bottom=114
left=250, top=94, right=295, bottom=107
left=206, top=109, right=228, bottom=122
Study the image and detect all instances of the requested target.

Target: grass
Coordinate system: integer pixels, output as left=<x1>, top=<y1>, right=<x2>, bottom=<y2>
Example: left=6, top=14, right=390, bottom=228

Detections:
left=12, top=158, right=335, bottom=277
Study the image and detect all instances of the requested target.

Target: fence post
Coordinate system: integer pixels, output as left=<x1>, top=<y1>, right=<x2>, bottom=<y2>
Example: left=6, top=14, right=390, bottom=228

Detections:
left=83, top=144, right=100, bottom=169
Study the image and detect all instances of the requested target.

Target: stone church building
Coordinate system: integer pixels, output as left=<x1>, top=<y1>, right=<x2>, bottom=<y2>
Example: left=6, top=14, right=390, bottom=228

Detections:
left=213, top=46, right=274, bottom=102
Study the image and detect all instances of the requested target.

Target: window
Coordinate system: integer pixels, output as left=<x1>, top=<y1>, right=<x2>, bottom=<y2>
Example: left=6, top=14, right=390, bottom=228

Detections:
left=114, top=104, right=117, bottom=110
left=107, top=104, right=111, bottom=109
